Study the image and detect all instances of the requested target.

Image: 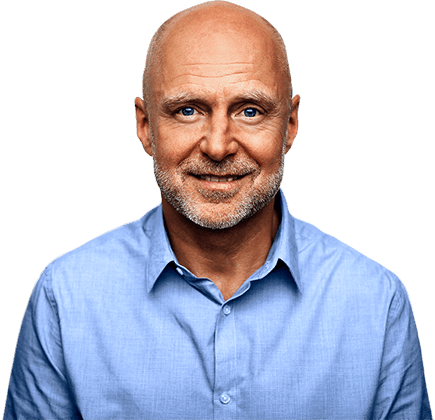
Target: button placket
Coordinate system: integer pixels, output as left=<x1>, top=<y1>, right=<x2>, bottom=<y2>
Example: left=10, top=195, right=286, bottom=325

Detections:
left=213, top=302, right=237, bottom=419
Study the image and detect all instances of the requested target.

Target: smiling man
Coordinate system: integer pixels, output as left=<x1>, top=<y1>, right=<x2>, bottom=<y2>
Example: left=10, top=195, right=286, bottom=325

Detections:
left=4, top=2, right=431, bottom=419
left=134, top=3, right=299, bottom=301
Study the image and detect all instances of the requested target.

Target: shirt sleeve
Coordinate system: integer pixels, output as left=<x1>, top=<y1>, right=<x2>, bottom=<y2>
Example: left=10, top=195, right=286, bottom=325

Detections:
left=371, top=278, right=432, bottom=419
left=3, top=266, right=82, bottom=419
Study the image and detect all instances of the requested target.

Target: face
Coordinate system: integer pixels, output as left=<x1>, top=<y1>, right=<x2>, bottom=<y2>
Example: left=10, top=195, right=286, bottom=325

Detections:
left=137, top=14, right=299, bottom=230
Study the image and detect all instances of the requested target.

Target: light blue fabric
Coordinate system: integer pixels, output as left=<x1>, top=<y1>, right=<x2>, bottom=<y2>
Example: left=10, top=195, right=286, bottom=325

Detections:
left=4, top=191, right=431, bottom=419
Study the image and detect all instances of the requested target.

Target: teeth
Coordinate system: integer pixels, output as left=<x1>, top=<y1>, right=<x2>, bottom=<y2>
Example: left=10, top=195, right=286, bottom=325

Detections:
left=200, top=175, right=237, bottom=182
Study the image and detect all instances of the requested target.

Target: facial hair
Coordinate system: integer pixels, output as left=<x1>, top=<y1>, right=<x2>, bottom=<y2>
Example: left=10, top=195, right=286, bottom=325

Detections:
left=152, top=140, right=285, bottom=230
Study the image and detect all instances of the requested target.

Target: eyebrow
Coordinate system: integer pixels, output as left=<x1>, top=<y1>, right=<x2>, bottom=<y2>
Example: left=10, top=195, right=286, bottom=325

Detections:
left=161, top=92, right=200, bottom=113
left=232, top=89, right=279, bottom=113
left=160, top=89, right=280, bottom=114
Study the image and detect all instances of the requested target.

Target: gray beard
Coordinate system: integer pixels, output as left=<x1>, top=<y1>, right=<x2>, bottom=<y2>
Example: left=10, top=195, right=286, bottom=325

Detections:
left=153, top=152, right=285, bottom=230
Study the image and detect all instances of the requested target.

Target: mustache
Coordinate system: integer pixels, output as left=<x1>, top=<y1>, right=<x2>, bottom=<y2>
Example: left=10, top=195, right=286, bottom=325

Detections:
left=178, top=155, right=260, bottom=176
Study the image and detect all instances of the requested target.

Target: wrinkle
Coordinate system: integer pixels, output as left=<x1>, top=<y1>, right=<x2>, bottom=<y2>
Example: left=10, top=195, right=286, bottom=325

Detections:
left=179, top=62, right=254, bottom=66
left=172, top=72, right=252, bottom=80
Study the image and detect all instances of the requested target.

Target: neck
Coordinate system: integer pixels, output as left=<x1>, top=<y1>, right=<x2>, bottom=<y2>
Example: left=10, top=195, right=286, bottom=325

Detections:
left=162, top=197, right=280, bottom=301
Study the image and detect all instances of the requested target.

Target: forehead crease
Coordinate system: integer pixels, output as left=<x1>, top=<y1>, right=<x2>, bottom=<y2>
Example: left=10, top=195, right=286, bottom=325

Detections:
left=160, top=86, right=278, bottom=109
left=167, top=62, right=256, bottom=75
left=170, top=72, right=253, bottom=81
left=160, top=77, right=276, bottom=99
left=178, top=62, right=255, bottom=66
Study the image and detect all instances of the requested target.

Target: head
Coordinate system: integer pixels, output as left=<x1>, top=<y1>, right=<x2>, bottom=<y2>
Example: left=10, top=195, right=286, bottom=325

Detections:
left=136, top=1, right=300, bottom=229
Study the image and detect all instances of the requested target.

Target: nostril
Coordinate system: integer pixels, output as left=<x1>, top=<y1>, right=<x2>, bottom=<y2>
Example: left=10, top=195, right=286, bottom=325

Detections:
left=199, top=136, right=239, bottom=162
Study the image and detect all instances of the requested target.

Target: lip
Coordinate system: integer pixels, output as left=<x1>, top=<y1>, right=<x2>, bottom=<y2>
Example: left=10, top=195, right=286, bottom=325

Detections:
left=189, top=173, right=248, bottom=190
left=197, top=174, right=243, bottom=182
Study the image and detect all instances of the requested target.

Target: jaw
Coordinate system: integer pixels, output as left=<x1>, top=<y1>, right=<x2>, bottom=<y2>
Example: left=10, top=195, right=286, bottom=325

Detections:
left=164, top=172, right=281, bottom=230
left=155, top=152, right=284, bottom=231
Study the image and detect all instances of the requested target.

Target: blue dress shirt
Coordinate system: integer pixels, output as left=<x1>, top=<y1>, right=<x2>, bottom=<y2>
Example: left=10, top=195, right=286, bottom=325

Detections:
left=4, top=191, right=431, bottom=419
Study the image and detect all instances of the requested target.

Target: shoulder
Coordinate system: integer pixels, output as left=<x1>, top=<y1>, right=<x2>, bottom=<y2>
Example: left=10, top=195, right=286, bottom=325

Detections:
left=39, top=206, right=162, bottom=298
left=54, top=207, right=157, bottom=264
left=292, top=217, right=405, bottom=304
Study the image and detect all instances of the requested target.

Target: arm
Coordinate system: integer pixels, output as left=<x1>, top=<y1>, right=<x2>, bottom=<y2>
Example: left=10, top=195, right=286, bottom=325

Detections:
left=371, top=279, right=432, bottom=419
left=3, top=266, right=81, bottom=419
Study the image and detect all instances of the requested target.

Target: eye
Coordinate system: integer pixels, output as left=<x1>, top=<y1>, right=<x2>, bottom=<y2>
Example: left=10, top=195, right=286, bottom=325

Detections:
left=178, top=107, right=196, bottom=116
left=243, top=108, right=259, bottom=118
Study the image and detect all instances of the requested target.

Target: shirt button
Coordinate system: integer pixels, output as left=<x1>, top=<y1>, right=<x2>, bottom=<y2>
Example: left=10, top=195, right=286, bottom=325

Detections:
left=176, top=267, right=184, bottom=276
left=223, top=305, right=231, bottom=315
left=220, top=393, right=231, bottom=404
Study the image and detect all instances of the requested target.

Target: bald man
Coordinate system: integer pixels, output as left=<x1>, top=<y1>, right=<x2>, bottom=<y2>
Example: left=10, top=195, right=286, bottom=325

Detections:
left=4, top=2, right=431, bottom=419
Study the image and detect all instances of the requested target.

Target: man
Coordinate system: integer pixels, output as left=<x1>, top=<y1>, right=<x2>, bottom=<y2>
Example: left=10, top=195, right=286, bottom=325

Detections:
left=4, top=1, right=431, bottom=419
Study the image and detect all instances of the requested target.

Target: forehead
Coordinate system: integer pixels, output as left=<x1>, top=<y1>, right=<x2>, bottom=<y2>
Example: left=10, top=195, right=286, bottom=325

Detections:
left=153, top=14, right=285, bottom=100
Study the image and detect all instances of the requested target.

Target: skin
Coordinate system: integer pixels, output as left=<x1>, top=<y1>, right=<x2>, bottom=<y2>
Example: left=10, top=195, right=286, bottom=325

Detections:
left=136, top=2, right=300, bottom=300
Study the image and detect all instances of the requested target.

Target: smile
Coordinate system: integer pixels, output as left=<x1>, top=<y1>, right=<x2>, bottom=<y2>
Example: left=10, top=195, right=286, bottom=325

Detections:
left=197, top=175, right=243, bottom=182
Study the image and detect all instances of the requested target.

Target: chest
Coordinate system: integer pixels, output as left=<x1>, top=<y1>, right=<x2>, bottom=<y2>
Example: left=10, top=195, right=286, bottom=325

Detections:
left=60, top=274, right=383, bottom=419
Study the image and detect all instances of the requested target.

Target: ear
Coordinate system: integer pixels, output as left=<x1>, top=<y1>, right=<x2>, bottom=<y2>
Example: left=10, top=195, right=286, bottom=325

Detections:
left=135, top=97, right=153, bottom=156
left=284, top=94, right=300, bottom=154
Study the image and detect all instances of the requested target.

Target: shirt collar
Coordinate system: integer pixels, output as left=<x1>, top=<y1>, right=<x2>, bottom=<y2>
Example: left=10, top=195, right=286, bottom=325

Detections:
left=266, top=190, right=303, bottom=294
left=144, top=189, right=302, bottom=294
left=144, top=205, right=177, bottom=293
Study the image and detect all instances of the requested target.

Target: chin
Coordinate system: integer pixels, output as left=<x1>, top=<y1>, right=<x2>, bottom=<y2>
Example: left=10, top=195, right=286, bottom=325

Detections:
left=174, top=190, right=279, bottom=230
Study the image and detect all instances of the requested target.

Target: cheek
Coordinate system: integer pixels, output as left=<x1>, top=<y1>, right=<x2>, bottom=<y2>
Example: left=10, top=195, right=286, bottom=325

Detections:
left=238, top=129, right=285, bottom=168
left=154, top=121, right=204, bottom=163
left=236, top=113, right=286, bottom=146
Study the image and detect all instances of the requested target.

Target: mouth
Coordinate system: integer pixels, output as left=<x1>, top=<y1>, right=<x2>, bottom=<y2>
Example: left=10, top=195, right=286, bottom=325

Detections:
left=195, top=174, right=245, bottom=183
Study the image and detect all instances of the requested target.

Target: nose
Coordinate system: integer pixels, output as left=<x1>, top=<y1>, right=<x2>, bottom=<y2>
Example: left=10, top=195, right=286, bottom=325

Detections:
left=199, top=112, right=238, bottom=161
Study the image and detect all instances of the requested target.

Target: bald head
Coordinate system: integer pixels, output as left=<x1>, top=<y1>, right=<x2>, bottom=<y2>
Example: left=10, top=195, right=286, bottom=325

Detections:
left=142, top=1, right=292, bottom=111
